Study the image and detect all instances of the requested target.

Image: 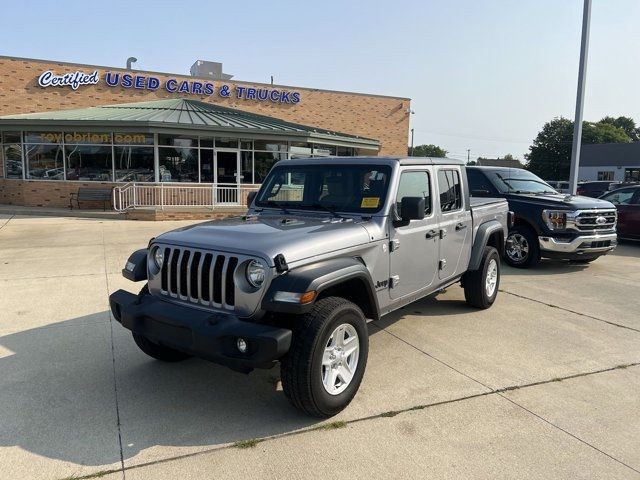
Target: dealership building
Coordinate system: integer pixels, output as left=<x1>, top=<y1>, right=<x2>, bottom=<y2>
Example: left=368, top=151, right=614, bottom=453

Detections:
left=578, top=143, right=640, bottom=182
left=0, top=55, right=410, bottom=211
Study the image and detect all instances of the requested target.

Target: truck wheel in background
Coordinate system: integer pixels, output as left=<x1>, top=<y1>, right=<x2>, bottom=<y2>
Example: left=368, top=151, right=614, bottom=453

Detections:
left=463, top=246, right=500, bottom=309
left=504, top=225, right=540, bottom=268
left=132, top=333, right=191, bottom=362
left=281, top=296, right=369, bottom=418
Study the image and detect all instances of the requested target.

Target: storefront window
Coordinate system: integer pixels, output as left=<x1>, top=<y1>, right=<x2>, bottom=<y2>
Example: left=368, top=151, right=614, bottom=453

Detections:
left=2, top=132, right=23, bottom=179
left=337, top=146, right=355, bottom=156
left=200, top=149, right=214, bottom=182
left=25, top=131, right=63, bottom=144
left=254, top=140, right=287, bottom=152
left=240, top=151, right=253, bottom=184
left=159, top=135, right=198, bottom=148
left=25, top=144, right=64, bottom=180
left=159, top=147, right=198, bottom=182
left=65, top=145, right=113, bottom=181
left=289, top=145, right=313, bottom=159
left=200, top=137, right=214, bottom=148
left=63, top=132, right=111, bottom=144
left=215, top=137, right=238, bottom=148
left=313, top=144, right=337, bottom=157
left=254, top=151, right=286, bottom=183
left=114, top=146, right=155, bottom=182
left=113, top=133, right=154, bottom=145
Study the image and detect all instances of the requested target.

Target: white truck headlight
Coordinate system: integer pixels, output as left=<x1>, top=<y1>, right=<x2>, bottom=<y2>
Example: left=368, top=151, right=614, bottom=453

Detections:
left=246, top=260, right=266, bottom=288
left=152, top=247, right=164, bottom=269
left=542, top=210, right=568, bottom=230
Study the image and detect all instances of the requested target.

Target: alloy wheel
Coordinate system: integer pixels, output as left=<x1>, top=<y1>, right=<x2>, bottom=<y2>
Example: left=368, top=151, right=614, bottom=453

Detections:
left=321, top=323, right=360, bottom=395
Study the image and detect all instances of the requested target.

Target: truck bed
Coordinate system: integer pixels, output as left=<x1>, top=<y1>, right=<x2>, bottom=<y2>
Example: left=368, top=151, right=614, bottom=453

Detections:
left=470, top=196, right=510, bottom=242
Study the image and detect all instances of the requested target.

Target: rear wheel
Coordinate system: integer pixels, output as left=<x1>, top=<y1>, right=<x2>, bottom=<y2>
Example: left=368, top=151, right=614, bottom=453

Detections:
left=281, top=297, right=369, bottom=418
left=132, top=333, right=191, bottom=362
left=463, top=246, right=500, bottom=309
left=504, top=225, right=540, bottom=268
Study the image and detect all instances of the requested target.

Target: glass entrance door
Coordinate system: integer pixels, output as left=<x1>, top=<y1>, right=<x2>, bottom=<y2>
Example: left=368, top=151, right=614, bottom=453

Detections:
left=215, top=150, right=240, bottom=203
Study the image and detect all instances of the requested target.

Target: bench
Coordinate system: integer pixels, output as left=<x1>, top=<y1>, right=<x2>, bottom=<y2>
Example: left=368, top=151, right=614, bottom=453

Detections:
left=69, top=187, right=113, bottom=211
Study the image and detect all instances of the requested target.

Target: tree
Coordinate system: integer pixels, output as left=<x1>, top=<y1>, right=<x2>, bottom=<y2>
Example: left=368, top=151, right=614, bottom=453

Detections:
left=525, top=117, right=631, bottom=180
left=409, top=144, right=447, bottom=157
left=599, top=116, right=640, bottom=141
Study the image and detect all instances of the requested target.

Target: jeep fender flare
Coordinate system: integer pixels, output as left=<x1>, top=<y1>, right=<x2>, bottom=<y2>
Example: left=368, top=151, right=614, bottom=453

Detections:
left=262, top=257, right=380, bottom=319
left=468, top=220, right=505, bottom=271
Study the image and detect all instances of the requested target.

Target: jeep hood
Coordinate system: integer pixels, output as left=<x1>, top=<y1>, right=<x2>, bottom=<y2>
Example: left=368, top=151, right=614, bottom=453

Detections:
left=506, top=192, right=615, bottom=210
left=155, top=215, right=372, bottom=265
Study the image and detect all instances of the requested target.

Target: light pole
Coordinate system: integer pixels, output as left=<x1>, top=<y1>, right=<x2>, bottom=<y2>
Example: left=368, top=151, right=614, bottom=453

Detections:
left=568, top=0, right=592, bottom=194
left=410, top=128, right=414, bottom=156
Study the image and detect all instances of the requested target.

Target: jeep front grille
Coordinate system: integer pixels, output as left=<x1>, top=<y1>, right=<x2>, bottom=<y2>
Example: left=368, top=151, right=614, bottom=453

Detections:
left=573, top=209, right=617, bottom=232
left=159, top=247, right=238, bottom=309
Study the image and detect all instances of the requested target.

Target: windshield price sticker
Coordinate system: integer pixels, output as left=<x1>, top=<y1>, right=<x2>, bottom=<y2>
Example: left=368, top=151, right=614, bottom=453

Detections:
left=361, top=197, right=380, bottom=208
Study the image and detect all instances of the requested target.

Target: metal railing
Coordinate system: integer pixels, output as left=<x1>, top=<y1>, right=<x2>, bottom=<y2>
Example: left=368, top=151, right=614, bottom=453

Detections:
left=113, top=182, right=261, bottom=212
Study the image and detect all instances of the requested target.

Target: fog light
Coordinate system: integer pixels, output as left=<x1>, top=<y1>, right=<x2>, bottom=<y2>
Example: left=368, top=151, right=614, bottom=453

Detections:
left=237, top=338, right=248, bottom=353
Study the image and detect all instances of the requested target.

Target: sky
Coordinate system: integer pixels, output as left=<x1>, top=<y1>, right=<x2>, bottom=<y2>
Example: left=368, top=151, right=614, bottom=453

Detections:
left=1, top=0, right=639, bottom=163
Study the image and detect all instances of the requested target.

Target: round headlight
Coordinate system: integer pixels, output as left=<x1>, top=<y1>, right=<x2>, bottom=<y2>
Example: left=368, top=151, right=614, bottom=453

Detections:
left=152, top=247, right=164, bottom=269
left=246, top=260, right=266, bottom=288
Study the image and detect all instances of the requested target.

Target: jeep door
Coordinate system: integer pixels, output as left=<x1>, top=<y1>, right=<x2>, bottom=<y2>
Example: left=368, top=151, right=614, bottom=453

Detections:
left=435, top=167, right=472, bottom=281
left=388, top=168, right=439, bottom=299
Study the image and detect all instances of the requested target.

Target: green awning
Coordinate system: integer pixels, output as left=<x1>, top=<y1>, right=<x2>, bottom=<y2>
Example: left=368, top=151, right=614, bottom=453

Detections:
left=0, top=98, right=379, bottom=150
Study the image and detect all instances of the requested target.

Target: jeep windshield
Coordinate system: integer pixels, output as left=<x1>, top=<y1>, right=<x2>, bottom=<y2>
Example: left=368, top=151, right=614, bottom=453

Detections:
left=255, top=163, right=392, bottom=214
left=488, top=169, right=557, bottom=194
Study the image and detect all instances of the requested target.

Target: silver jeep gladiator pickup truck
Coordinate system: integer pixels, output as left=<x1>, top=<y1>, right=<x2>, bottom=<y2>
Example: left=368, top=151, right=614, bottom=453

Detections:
left=110, top=157, right=510, bottom=417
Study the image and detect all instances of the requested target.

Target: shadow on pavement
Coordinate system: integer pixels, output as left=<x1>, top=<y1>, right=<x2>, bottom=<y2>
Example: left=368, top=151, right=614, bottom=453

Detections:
left=0, top=313, right=324, bottom=467
left=0, top=290, right=482, bottom=468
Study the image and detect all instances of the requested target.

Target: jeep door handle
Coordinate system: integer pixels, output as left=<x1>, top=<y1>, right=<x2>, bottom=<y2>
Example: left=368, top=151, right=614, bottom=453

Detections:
left=455, top=223, right=467, bottom=231
left=425, top=229, right=438, bottom=239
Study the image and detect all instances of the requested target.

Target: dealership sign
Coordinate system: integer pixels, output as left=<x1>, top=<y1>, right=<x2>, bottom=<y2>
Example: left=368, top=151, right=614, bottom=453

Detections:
left=37, top=69, right=301, bottom=104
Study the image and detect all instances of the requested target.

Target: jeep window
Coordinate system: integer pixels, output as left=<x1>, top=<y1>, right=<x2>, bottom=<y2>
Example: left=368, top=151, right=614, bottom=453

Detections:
left=396, top=171, right=431, bottom=218
left=437, top=169, right=462, bottom=212
left=487, top=169, right=556, bottom=194
left=255, top=164, right=392, bottom=213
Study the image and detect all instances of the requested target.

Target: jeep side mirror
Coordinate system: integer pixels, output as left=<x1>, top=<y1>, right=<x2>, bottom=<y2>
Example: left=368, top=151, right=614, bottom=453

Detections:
left=471, top=189, right=490, bottom=197
left=400, top=197, right=425, bottom=222
left=247, top=191, right=257, bottom=206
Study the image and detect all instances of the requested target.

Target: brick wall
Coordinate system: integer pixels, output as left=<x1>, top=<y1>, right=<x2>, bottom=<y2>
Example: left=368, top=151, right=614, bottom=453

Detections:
left=0, top=57, right=410, bottom=155
left=0, top=179, right=115, bottom=208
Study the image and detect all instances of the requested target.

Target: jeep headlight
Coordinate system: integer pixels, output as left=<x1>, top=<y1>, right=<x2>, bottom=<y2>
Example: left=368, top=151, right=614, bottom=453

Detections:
left=246, top=259, right=266, bottom=288
left=542, top=210, right=568, bottom=230
left=152, top=247, right=164, bottom=269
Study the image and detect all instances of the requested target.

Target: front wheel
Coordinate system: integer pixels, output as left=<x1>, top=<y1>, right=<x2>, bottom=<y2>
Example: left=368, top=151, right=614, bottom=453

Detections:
left=504, top=226, right=540, bottom=268
left=463, top=246, right=500, bottom=309
left=281, top=297, right=369, bottom=418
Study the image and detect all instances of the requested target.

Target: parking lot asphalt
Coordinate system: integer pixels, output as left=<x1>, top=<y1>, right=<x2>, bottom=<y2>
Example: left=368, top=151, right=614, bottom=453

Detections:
left=1, top=213, right=639, bottom=480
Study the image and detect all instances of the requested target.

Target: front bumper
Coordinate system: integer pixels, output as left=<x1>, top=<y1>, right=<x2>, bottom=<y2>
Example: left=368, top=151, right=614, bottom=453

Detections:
left=538, top=232, right=617, bottom=256
left=109, top=289, right=292, bottom=371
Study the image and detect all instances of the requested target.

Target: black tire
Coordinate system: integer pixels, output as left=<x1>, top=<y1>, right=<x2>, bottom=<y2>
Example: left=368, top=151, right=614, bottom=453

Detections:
left=132, top=333, right=191, bottom=362
left=281, top=297, right=369, bottom=418
left=463, top=246, right=500, bottom=309
left=504, top=225, right=540, bottom=268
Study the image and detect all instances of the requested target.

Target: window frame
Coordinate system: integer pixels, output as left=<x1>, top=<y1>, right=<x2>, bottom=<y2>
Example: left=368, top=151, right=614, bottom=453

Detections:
left=436, top=167, right=464, bottom=214
left=394, top=168, right=433, bottom=219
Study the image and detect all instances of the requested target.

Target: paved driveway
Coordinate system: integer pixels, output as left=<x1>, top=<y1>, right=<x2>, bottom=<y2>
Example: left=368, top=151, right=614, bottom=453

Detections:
left=1, top=213, right=639, bottom=479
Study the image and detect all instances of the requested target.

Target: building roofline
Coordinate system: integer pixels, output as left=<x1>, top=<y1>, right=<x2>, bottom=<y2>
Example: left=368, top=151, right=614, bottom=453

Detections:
left=0, top=54, right=411, bottom=102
